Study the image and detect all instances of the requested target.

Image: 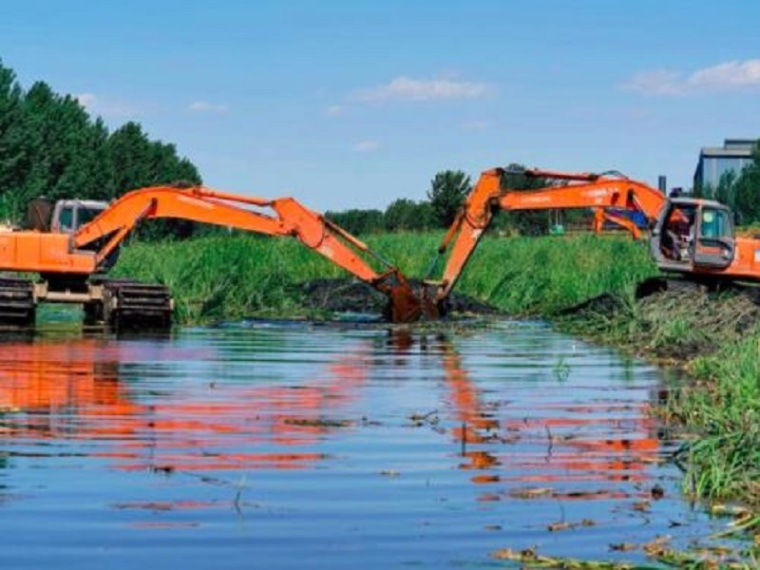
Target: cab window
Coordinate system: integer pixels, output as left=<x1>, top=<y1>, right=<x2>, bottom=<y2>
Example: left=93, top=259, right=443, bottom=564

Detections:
left=700, top=208, right=730, bottom=239
left=59, top=207, right=74, bottom=231
left=77, top=206, right=104, bottom=227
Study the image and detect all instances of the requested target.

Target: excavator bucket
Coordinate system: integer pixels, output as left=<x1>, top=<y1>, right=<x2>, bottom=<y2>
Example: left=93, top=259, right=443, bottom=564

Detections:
left=381, top=273, right=442, bottom=323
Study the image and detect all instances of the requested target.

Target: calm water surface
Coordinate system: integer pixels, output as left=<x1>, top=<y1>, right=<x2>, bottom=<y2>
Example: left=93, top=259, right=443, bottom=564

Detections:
left=0, top=320, right=736, bottom=568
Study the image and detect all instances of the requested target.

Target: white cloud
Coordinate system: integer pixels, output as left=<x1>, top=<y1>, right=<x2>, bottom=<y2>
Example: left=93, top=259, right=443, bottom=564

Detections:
left=621, top=70, right=685, bottom=96
left=354, top=140, right=379, bottom=152
left=75, top=93, right=142, bottom=118
left=325, top=104, right=343, bottom=117
left=76, top=93, right=97, bottom=107
left=690, top=59, right=760, bottom=88
left=352, top=76, right=491, bottom=102
left=622, top=58, right=760, bottom=96
left=188, top=100, right=229, bottom=113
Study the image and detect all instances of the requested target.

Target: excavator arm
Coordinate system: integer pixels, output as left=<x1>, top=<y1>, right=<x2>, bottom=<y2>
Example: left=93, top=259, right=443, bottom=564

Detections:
left=73, top=186, right=420, bottom=322
left=75, top=187, right=381, bottom=282
left=69, top=185, right=422, bottom=323
left=426, top=167, right=667, bottom=306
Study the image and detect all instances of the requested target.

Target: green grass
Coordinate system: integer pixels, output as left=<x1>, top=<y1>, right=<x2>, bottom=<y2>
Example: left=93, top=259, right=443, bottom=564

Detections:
left=675, top=334, right=760, bottom=506
left=112, top=235, right=349, bottom=322
left=112, top=232, right=655, bottom=323
left=441, top=234, right=656, bottom=315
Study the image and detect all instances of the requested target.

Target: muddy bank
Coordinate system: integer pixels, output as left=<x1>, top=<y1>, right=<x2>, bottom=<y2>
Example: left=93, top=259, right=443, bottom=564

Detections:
left=299, top=277, right=760, bottom=360
left=300, top=278, right=500, bottom=319
left=557, top=278, right=760, bottom=361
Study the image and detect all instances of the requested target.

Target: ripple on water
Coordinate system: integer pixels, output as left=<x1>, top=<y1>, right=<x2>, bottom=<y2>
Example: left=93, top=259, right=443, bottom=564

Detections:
left=0, top=321, right=741, bottom=569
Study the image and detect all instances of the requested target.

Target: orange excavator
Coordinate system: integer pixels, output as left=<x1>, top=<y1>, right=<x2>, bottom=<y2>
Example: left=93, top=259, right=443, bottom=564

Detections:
left=423, top=167, right=667, bottom=307
left=0, top=185, right=423, bottom=328
left=423, top=166, right=760, bottom=314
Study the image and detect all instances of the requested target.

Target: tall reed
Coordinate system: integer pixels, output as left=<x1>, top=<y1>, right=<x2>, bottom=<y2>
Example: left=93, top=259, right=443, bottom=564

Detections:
left=675, top=334, right=760, bottom=505
left=114, top=232, right=654, bottom=322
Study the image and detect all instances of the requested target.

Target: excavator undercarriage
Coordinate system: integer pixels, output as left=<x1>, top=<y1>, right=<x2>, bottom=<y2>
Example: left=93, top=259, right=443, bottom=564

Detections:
left=83, top=279, right=173, bottom=330
left=0, top=275, right=173, bottom=331
left=0, top=277, right=36, bottom=327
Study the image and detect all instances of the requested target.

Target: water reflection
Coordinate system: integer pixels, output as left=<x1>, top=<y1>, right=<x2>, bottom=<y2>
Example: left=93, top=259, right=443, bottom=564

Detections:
left=0, top=335, right=368, bottom=472
left=0, top=323, right=727, bottom=569
left=381, top=329, right=665, bottom=500
left=0, top=329, right=667, bottom=489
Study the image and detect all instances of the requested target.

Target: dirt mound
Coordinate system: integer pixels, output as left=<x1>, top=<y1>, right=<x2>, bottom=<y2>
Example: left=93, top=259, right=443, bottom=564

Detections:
left=556, top=292, right=623, bottom=319
left=302, top=278, right=390, bottom=315
left=300, top=278, right=500, bottom=319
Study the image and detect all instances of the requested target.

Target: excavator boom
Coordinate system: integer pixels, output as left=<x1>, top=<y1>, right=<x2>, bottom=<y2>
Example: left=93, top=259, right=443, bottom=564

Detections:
left=427, top=167, right=668, bottom=307
left=0, top=185, right=424, bottom=327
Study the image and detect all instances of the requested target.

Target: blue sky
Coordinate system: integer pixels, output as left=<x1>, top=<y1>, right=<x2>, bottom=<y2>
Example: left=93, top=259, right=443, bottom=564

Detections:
left=1, top=0, right=759, bottom=211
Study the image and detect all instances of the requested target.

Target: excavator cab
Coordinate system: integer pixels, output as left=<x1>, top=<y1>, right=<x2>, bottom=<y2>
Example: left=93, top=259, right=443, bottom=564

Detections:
left=25, top=197, right=120, bottom=280
left=51, top=199, right=110, bottom=234
left=651, top=198, right=736, bottom=272
left=26, top=198, right=109, bottom=234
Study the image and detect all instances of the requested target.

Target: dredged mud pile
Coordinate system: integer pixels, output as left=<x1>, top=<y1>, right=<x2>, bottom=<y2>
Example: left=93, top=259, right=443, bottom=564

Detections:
left=300, top=278, right=499, bottom=319
left=559, top=277, right=760, bottom=360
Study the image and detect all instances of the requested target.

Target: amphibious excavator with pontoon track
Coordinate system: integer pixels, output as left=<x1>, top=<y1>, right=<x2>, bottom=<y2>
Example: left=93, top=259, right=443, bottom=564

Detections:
left=423, top=167, right=760, bottom=315
left=0, top=186, right=423, bottom=329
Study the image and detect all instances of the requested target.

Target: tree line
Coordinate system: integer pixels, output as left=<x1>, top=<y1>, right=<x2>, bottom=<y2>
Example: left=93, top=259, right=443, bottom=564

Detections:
left=328, top=166, right=589, bottom=236
left=327, top=170, right=471, bottom=234
left=0, top=59, right=201, bottom=238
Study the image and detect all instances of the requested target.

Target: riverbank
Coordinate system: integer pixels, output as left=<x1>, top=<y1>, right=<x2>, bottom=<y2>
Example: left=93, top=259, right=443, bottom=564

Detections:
left=557, top=283, right=760, bottom=510
left=114, top=232, right=759, bottom=510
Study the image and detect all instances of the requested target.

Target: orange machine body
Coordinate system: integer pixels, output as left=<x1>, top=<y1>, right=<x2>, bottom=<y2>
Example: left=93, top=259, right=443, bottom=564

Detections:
left=0, top=231, right=95, bottom=274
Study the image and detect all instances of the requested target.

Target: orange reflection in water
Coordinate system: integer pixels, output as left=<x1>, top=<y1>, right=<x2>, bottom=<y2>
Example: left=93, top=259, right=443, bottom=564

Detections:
left=0, top=341, right=144, bottom=430
left=494, top=405, right=663, bottom=485
left=0, top=330, right=665, bottom=505
left=0, top=337, right=368, bottom=473
left=431, top=339, right=663, bottom=498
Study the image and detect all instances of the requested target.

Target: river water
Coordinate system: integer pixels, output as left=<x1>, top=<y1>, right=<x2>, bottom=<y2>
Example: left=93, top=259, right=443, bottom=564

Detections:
left=0, top=320, right=739, bottom=568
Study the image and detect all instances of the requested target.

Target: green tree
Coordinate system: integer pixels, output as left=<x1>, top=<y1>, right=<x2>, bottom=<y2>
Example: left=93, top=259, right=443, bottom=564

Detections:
left=105, top=122, right=200, bottom=191
left=85, top=118, right=117, bottom=201
left=18, top=89, right=200, bottom=239
left=325, top=208, right=385, bottom=235
left=105, top=122, right=159, bottom=192
left=0, top=60, right=25, bottom=220
left=0, top=58, right=203, bottom=238
left=384, top=198, right=434, bottom=231
left=732, top=165, right=760, bottom=226
left=427, top=170, right=471, bottom=228
left=102, top=122, right=202, bottom=240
